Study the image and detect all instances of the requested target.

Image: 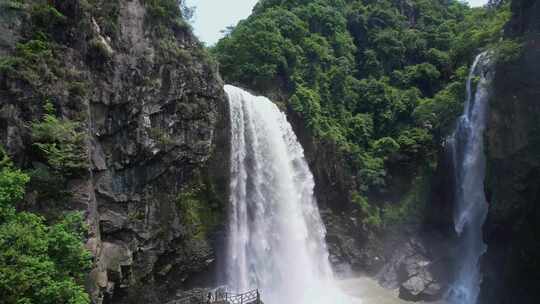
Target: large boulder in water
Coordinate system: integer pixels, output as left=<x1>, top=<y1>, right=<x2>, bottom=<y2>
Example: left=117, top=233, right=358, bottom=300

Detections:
left=377, top=232, right=452, bottom=302
left=399, top=260, right=442, bottom=301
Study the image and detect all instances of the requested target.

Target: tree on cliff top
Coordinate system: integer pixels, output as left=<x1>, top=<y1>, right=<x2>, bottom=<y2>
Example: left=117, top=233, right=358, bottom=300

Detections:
left=213, top=0, right=510, bottom=223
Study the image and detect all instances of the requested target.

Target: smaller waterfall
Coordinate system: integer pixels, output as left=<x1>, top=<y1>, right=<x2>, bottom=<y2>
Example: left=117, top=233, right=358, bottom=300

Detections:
left=446, top=52, right=494, bottom=304
left=225, top=85, right=356, bottom=304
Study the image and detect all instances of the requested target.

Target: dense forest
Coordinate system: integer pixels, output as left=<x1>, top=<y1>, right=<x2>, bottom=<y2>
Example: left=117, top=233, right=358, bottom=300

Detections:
left=213, top=0, right=516, bottom=227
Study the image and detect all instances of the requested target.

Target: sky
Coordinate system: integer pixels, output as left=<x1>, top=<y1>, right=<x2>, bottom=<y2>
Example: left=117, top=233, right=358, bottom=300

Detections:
left=185, top=0, right=259, bottom=45
left=186, top=0, right=489, bottom=46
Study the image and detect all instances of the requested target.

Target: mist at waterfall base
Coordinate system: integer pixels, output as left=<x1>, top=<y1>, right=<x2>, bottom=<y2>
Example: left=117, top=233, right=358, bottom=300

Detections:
left=446, top=53, right=493, bottom=304
left=224, top=85, right=360, bottom=304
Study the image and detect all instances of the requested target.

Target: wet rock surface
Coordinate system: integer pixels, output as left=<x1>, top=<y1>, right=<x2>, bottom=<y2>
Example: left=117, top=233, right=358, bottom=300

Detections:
left=481, top=0, right=540, bottom=303
left=377, top=231, right=452, bottom=302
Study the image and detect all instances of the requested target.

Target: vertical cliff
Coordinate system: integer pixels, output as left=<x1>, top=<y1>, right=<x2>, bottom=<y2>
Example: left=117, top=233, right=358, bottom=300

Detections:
left=0, top=1, right=229, bottom=303
left=481, top=0, right=540, bottom=303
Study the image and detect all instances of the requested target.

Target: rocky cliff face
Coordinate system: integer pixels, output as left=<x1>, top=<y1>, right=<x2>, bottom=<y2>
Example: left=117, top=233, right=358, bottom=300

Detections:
left=286, top=109, right=373, bottom=271
left=481, top=0, right=540, bottom=303
left=0, top=1, right=228, bottom=303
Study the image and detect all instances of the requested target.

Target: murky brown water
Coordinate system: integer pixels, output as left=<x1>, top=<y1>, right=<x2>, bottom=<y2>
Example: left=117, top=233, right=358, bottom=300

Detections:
left=338, top=277, right=448, bottom=304
left=338, top=277, right=410, bottom=304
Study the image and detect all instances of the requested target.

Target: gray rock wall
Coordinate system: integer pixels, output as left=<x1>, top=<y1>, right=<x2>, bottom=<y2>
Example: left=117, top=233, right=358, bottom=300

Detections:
left=0, top=1, right=229, bottom=303
left=481, top=0, right=540, bottom=303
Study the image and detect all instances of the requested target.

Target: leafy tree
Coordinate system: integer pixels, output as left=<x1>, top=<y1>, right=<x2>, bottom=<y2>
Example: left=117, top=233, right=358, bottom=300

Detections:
left=348, top=113, right=373, bottom=147
left=31, top=103, right=88, bottom=176
left=290, top=85, right=323, bottom=129
left=0, top=150, right=92, bottom=304
left=0, top=157, right=29, bottom=222
left=372, top=137, right=400, bottom=157
left=214, top=0, right=510, bottom=222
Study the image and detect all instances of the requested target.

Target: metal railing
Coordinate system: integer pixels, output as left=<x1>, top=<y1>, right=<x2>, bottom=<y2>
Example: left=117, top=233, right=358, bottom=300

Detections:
left=173, top=289, right=261, bottom=304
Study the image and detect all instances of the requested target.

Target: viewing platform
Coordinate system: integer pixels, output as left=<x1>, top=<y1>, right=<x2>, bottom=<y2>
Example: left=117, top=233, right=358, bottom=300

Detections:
left=171, top=289, right=261, bottom=304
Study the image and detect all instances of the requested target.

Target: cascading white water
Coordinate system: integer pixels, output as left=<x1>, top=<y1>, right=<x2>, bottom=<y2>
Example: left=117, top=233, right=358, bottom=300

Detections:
left=225, top=85, right=356, bottom=304
left=446, top=52, right=493, bottom=304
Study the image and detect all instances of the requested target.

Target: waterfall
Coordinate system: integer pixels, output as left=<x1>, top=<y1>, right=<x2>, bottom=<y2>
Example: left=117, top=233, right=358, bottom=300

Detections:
left=446, top=52, right=493, bottom=304
left=225, top=85, right=356, bottom=304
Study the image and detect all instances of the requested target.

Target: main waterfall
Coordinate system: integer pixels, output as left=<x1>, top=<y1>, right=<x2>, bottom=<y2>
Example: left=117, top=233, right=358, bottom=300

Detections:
left=446, top=53, right=493, bottom=304
left=225, top=85, right=355, bottom=304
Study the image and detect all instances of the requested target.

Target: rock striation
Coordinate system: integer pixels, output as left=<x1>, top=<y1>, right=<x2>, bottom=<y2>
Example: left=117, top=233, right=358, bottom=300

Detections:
left=0, top=1, right=229, bottom=303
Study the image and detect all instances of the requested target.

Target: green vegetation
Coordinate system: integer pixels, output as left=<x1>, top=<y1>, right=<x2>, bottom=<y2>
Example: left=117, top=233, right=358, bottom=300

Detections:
left=352, top=191, right=382, bottom=229
left=493, top=39, right=524, bottom=63
left=84, top=0, right=121, bottom=39
left=138, top=0, right=218, bottom=71
left=0, top=152, right=28, bottom=221
left=0, top=37, right=56, bottom=84
left=213, top=0, right=512, bottom=223
left=0, top=0, right=90, bottom=212
left=31, top=103, right=88, bottom=176
left=142, top=0, right=192, bottom=35
left=144, top=0, right=183, bottom=21
left=0, top=149, right=92, bottom=304
left=0, top=1, right=76, bottom=89
left=381, top=166, right=433, bottom=227
left=29, top=2, right=67, bottom=31
left=176, top=171, right=223, bottom=240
